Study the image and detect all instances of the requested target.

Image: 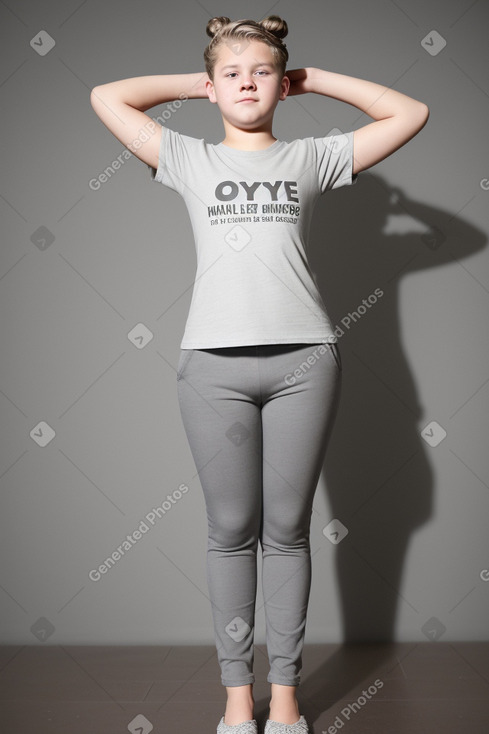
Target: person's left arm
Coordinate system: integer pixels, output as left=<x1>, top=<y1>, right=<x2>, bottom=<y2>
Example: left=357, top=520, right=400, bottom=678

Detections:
left=285, top=67, right=429, bottom=174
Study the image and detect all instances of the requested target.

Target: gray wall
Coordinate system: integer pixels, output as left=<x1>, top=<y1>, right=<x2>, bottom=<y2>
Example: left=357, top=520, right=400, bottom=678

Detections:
left=1, top=0, right=488, bottom=647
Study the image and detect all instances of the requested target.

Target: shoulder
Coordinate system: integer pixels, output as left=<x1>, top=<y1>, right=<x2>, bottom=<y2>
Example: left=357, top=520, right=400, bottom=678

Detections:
left=161, top=126, right=204, bottom=147
left=276, top=136, right=346, bottom=154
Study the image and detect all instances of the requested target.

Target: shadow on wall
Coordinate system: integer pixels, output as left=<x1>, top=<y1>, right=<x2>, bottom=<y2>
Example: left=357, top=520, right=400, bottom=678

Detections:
left=297, top=171, right=487, bottom=721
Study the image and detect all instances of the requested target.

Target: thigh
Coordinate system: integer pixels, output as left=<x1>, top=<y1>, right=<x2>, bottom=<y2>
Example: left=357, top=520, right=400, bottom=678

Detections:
left=176, top=348, right=263, bottom=534
left=260, top=344, right=342, bottom=539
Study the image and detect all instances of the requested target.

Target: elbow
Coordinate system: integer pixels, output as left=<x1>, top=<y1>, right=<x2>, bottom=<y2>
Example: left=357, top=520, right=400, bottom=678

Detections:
left=416, top=102, right=430, bottom=129
left=90, top=83, right=110, bottom=100
left=403, top=101, right=429, bottom=135
left=90, top=84, right=111, bottom=110
left=90, top=85, right=101, bottom=107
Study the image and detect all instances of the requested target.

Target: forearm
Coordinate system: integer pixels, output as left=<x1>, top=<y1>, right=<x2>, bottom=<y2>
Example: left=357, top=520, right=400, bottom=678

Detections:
left=304, top=67, right=427, bottom=120
left=91, top=72, right=209, bottom=111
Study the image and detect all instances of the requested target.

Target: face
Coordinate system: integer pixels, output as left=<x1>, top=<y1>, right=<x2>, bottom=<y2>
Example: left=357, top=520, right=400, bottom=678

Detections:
left=206, top=39, right=289, bottom=132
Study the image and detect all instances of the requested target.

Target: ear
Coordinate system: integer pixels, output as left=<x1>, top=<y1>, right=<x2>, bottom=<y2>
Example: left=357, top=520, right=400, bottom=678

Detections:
left=206, top=79, right=217, bottom=104
left=279, top=74, right=290, bottom=101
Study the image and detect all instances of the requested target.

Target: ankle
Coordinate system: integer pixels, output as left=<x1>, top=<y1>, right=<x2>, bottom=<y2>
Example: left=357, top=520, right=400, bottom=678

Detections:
left=224, top=685, right=255, bottom=725
left=224, top=703, right=255, bottom=725
left=269, top=687, right=300, bottom=724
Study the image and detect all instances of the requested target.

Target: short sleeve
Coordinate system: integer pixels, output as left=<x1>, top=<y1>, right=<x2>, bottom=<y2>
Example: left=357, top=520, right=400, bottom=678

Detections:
left=314, top=129, right=358, bottom=194
left=147, top=125, right=190, bottom=194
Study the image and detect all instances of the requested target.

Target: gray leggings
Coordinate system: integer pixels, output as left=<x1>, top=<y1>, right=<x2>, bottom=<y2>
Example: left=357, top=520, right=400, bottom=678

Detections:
left=176, top=342, right=342, bottom=687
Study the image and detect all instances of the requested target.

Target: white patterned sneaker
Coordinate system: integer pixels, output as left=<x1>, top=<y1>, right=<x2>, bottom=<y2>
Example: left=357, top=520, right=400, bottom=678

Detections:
left=216, top=715, right=258, bottom=734
left=264, top=714, right=309, bottom=734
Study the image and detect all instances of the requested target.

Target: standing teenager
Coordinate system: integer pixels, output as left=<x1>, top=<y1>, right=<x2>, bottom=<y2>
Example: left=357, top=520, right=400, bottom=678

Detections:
left=90, top=15, right=429, bottom=734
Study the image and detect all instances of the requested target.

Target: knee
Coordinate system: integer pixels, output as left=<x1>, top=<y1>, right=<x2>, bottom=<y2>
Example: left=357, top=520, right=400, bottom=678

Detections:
left=261, top=514, right=310, bottom=551
left=208, top=511, right=259, bottom=551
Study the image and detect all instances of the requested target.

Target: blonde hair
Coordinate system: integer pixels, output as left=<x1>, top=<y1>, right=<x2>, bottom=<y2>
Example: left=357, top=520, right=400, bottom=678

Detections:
left=204, top=16, right=289, bottom=81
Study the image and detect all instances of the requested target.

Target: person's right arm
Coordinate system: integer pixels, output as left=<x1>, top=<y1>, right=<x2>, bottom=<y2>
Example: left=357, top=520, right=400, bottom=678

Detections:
left=90, top=73, right=209, bottom=170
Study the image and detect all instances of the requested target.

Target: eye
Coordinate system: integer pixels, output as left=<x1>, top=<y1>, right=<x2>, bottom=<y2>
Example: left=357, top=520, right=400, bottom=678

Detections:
left=255, top=70, right=268, bottom=75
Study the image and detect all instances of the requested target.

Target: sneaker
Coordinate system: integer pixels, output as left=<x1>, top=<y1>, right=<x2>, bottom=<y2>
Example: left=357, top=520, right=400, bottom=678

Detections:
left=264, top=714, right=309, bottom=733
left=216, top=715, right=258, bottom=734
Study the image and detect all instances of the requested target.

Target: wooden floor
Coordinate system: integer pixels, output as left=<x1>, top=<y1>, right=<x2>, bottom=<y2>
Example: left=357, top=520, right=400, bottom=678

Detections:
left=0, top=642, right=488, bottom=732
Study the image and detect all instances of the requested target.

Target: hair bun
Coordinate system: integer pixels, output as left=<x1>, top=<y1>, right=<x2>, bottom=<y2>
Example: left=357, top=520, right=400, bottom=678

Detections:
left=206, top=16, right=231, bottom=38
left=259, top=15, right=288, bottom=40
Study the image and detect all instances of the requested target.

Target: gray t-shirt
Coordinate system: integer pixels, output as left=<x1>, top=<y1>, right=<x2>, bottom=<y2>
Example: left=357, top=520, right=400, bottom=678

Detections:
left=148, top=126, right=358, bottom=348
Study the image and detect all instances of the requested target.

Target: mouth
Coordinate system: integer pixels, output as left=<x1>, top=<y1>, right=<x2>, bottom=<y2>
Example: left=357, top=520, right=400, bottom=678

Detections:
left=238, top=98, right=258, bottom=103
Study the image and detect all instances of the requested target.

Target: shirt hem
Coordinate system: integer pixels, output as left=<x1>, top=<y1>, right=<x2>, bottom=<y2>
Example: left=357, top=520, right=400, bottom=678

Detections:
left=180, top=336, right=338, bottom=348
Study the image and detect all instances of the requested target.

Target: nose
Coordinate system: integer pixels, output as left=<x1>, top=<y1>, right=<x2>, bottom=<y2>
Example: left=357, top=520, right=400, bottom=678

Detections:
left=240, top=77, right=257, bottom=90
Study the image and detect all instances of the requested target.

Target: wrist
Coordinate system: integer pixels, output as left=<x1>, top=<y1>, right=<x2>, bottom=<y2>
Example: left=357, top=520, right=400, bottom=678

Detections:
left=285, top=67, right=313, bottom=96
left=304, top=67, right=327, bottom=94
left=187, top=71, right=211, bottom=99
left=300, top=67, right=314, bottom=94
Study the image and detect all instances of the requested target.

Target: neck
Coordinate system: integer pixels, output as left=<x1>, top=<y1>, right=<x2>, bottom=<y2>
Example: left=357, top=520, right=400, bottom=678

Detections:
left=220, top=125, right=277, bottom=151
